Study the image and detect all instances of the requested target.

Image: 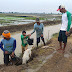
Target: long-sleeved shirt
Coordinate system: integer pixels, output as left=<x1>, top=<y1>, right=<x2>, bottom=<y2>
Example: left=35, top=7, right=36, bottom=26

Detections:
left=0, top=37, right=16, bottom=53
left=60, top=11, right=71, bottom=32
left=31, top=23, right=44, bottom=38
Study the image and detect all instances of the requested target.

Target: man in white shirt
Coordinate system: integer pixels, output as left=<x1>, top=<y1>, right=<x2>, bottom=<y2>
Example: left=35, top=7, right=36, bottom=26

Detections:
left=57, top=5, right=71, bottom=53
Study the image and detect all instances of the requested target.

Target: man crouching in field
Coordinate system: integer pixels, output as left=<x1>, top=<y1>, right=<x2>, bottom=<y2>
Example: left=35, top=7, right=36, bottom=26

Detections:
left=0, top=30, right=16, bottom=66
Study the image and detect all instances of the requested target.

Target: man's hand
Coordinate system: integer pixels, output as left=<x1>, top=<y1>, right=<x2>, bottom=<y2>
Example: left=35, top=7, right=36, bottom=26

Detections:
left=28, top=34, right=31, bottom=36
left=11, top=52, right=15, bottom=58
left=41, top=34, right=43, bottom=37
left=5, top=51, right=9, bottom=54
left=65, top=31, right=68, bottom=36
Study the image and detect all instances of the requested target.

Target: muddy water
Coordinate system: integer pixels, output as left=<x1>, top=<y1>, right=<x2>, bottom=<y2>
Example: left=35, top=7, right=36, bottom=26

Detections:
left=0, top=24, right=61, bottom=64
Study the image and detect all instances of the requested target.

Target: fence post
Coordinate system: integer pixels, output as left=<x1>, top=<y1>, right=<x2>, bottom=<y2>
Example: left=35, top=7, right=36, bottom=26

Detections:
left=48, top=30, right=50, bottom=40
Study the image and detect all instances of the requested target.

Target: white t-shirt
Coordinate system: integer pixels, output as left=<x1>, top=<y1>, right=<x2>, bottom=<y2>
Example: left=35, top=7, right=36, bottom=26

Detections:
left=60, top=12, right=68, bottom=31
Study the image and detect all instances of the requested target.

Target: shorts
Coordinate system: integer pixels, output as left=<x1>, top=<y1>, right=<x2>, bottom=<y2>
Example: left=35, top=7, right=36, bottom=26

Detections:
left=58, top=30, right=67, bottom=43
left=21, top=44, right=28, bottom=53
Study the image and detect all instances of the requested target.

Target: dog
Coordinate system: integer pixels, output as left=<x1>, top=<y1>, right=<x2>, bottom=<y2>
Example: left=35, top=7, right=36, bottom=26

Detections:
left=22, top=46, right=35, bottom=64
left=22, top=48, right=32, bottom=64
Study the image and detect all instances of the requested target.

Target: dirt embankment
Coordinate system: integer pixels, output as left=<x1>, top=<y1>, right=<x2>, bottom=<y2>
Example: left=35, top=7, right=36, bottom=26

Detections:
left=0, top=20, right=61, bottom=35
left=37, top=36, right=72, bottom=72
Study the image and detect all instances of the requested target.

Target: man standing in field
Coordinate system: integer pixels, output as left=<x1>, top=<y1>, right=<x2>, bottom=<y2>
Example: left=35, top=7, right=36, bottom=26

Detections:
left=30, top=18, right=45, bottom=47
left=57, top=5, right=71, bottom=53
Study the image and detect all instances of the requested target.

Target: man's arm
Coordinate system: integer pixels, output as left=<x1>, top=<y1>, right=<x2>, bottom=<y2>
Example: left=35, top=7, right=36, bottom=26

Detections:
left=13, top=40, right=16, bottom=52
left=0, top=42, right=5, bottom=52
left=31, top=25, right=35, bottom=35
left=11, top=40, right=16, bottom=57
left=67, top=12, right=71, bottom=32
left=42, top=23, right=44, bottom=34
left=67, top=28, right=72, bottom=36
left=21, top=35, right=30, bottom=39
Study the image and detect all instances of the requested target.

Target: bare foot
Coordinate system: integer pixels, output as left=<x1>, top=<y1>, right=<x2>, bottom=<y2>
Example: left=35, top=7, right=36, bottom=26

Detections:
left=56, top=48, right=62, bottom=51
left=62, top=49, right=65, bottom=53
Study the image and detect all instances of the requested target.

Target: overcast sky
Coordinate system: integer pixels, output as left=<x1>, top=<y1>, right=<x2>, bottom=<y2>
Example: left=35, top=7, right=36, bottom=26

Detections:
left=0, top=0, right=72, bottom=13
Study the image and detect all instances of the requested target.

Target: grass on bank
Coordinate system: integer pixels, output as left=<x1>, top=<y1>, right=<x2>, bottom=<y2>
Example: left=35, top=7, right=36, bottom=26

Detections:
left=52, top=33, right=59, bottom=38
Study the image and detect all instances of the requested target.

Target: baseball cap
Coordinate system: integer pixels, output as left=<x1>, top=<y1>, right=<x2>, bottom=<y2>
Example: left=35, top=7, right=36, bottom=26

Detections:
left=36, top=18, right=40, bottom=22
left=57, top=5, right=65, bottom=11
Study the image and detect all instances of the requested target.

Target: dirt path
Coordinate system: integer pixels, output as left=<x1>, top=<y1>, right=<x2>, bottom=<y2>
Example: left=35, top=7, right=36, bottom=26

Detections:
left=37, top=35, right=72, bottom=72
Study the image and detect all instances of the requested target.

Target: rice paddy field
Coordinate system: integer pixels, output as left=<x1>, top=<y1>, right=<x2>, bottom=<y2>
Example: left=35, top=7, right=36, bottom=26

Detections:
left=0, top=13, right=62, bottom=26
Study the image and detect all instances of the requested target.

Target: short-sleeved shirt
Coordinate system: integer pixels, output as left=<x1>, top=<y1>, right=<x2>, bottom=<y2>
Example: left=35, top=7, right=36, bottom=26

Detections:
left=21, top=35, right=28, bottom=47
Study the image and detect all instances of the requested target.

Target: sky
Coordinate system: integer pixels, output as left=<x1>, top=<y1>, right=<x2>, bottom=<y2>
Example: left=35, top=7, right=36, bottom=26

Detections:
left=0, top=0, right=72, bottom=13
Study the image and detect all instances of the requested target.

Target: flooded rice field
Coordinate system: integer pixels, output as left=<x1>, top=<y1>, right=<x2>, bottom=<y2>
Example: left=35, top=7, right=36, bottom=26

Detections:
left=0, top=17, right=45, bottom=26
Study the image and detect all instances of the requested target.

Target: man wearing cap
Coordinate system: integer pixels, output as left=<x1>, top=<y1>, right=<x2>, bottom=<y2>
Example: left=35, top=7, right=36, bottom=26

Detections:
left=57, top=5, right=71, bottom=52
left=30, top=18, right=45, bottom=47
left=0, top=30, right=16, bottom=65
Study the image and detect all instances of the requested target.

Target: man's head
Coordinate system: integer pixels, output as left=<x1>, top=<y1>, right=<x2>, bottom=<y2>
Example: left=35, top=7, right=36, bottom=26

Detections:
left=57, top=5, right=66, bottom=13
left=36, top=18, right=40, bottom=25
left=22, top=30, right=26, bottom=35
left=2, top=30, right=11, bottom=39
